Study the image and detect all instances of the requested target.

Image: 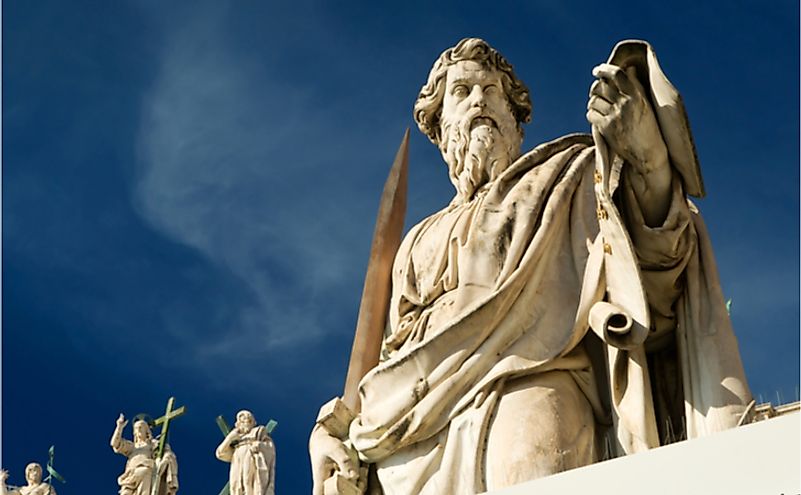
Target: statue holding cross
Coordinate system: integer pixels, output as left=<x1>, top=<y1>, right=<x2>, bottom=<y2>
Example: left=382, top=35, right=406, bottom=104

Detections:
left=1, top=461, right=59, bottom=495
left=111, top=397, right=184, bottom=495
left=1, top=445, right=66, bottom=495
left=215, top=410, right=276, bottom=495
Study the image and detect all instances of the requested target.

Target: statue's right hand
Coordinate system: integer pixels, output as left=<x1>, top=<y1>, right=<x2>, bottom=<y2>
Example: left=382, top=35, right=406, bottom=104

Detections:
left=309, top=423, right=360, bottom=495
left=116, top=413, right=128, bottom=428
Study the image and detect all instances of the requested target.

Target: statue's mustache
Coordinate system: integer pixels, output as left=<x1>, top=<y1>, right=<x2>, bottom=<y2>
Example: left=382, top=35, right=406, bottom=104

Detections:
left=453, top=108, right=503, bottom=137
left=469, top=116, right=498, bottom=131
left=442, top=108, right=495, bottom=139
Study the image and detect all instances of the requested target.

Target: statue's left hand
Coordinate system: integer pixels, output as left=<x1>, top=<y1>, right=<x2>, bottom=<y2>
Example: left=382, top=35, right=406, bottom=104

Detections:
left=225, top=429, right=241, bottom=442
left=586, top=63, right=668, bottom=174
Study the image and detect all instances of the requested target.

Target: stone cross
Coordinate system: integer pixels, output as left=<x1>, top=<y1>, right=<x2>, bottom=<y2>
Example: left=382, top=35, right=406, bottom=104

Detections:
left=150, top=397, right=185, bottom=495
left=215, top=416, right=233, bottom=495
left=154, top=397, right=186, bottom=460
left=44, top=445, right=66, bottom=490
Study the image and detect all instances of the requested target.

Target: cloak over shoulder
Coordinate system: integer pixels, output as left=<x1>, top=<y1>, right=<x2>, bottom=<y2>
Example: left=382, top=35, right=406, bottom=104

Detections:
left=349, top=41, right=751, bottom=495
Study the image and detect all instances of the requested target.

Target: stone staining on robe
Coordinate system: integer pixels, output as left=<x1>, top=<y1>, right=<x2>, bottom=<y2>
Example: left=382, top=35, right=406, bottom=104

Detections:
left=111, top=414, right=179, bottom=495
left=216, top=410, right=276, bottom=495
left=309, top=37, right=752, bottom=495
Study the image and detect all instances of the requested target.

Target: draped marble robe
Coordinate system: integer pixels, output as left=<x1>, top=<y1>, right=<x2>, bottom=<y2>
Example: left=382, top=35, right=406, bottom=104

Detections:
left=113, top=439, right=179, bottom=495
left=216, top=425, right=275, bottom=495
left=2, top=481, right=57, bottom=495
left=349, top=45, right=751, bottom=495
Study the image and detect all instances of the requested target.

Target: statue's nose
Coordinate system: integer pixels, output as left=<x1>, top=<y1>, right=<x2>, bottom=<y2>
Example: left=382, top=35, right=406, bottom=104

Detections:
left=470, top=94, right=487, bottom=109
left=468, top=85, right=488, bottom=109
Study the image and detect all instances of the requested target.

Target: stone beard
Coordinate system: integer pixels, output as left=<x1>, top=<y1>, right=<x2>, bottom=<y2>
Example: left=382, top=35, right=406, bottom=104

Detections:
left=440, top=106, right=522, bottom=202
left=309, top=37, right=752, bottom=495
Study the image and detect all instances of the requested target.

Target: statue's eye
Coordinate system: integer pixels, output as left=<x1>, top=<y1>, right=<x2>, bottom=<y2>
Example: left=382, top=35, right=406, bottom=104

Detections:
left=452, top=85, right=468, bottom=98
left=485, top=84, right=499, bottom=96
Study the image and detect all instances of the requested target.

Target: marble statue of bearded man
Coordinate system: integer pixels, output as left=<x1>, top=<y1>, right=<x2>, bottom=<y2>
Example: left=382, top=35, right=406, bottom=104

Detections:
left=0, top=463, right=56, bottom=495
left=111, top=414, right=179, bottom=495
left=310, top=37, right=752, bottom=494
left=216, top=410, right=276, bottom=495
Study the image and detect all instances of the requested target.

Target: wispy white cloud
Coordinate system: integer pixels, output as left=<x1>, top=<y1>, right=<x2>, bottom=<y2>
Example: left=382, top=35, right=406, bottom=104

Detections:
left=133, top=8, right=402, bottom=374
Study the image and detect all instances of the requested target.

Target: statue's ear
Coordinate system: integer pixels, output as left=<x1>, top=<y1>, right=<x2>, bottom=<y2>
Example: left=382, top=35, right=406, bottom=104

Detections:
left=430, top=112, right=443, bottom=147
left=608, top=40, right=705, bottom=198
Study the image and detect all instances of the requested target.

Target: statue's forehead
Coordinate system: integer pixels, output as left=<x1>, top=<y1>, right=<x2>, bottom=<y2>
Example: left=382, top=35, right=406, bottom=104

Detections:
left=445, top=60, right=501, bottom=84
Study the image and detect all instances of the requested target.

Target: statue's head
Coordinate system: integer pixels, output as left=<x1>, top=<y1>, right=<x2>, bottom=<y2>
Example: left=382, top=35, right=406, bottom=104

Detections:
left=24, top=463, right=42, bottom=484
left=414, top=38, right=532, bottom=201
left=133, top=420, right=152, bottom=443
left=235, top=410, right=256, bottom=434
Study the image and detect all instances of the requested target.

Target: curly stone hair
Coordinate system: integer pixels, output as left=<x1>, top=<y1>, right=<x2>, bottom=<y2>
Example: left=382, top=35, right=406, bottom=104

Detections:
left=414, top=38, right=532, bottom=146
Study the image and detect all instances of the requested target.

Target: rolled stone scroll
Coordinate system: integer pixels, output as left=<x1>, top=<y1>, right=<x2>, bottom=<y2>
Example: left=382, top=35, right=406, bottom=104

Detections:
left=588, top=301, right=649, bottom=350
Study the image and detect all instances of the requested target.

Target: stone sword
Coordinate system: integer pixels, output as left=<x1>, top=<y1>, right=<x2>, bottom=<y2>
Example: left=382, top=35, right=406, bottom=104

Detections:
left=316, top=130, right=408, bottom=495
left=341, top=128, right=409, bottom=413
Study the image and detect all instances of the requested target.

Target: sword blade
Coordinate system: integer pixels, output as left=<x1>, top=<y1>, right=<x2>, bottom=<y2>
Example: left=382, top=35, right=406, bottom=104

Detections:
left=342, top=129, right=409, bottom=412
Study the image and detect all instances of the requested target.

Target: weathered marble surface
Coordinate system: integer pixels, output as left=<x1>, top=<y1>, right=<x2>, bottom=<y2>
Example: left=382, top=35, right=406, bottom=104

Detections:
left=111, top=414, right=179, bottom=495
left=487, top=414, right=800, bottom=495
left=0, top=464, right=56, bottom=495
left=216, top=410, right=276, bottom=495
left=310, top=38, right=751, bottom=494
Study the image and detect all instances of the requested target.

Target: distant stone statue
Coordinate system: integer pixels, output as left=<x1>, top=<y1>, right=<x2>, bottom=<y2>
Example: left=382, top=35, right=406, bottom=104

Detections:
left=310, top=38, right=752, bottom=494
left=216, top=410, right=276, bottom=495
left=111, top=414, right=179, bottom=495
left=0, top=464, right=55, bottom=495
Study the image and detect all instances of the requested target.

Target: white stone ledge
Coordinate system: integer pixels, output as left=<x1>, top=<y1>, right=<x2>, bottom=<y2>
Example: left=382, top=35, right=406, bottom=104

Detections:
left=486, top=414, right=800, bottom=495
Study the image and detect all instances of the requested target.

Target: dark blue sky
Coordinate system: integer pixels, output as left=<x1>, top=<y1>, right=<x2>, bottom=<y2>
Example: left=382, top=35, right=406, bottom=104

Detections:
left=3, top=1, right=798, bottom=493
